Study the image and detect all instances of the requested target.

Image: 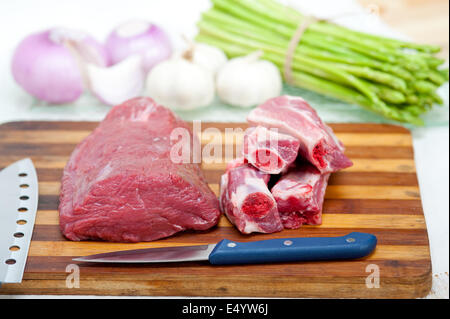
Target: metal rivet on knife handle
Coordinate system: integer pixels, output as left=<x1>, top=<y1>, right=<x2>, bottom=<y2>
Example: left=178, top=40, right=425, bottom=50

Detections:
left=346, top=238, right=356, bottom=243
left=283, top=240, right=293, bottom=246
left=227, top=242, right=237, bottom=248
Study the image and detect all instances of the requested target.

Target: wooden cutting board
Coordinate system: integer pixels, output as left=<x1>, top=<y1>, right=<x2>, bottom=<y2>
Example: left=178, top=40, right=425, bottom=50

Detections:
left=0, top=121, right=431, bottom=298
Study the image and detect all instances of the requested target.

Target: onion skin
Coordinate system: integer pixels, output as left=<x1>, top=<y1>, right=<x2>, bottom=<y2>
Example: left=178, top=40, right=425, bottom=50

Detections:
left=11, top=30, right=84, bottom=104
left=105, top=22, right=172, bottom=73
left=87, top=55, right=145, bottom=106
left=71, top=35, right=110, bottom=67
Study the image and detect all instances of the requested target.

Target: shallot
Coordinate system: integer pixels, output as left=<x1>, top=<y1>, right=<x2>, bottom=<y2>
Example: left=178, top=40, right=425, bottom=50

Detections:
left=105, top=20, right=172, bottom=74
left=11, top=28, right=108, bottom=104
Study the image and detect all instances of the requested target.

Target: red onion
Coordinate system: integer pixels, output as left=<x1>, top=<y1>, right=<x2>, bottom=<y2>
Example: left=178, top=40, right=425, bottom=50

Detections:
left=11, top=28, right=109, bottom=104
left=105, top=21, right=172, bottom=73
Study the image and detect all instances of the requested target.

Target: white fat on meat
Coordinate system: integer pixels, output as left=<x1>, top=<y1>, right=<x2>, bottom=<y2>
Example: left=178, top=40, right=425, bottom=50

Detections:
left=243, top=126, right=300, bottom=174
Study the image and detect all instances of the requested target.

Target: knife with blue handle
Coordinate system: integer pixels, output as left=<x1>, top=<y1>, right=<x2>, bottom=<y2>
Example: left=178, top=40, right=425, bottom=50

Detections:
left=73, top=232, right=377, bottom=265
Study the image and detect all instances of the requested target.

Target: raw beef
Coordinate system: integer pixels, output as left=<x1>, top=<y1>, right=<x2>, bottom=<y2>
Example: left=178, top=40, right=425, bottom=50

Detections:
left=243, top=126, right=300, bottom=174
left=219, top=158, right=283, bottom=234
left=271, top=163, right=330, bottom=229
left=247, top=95, right=353, bottom=173
left=226, top=156, right=249, bottom=170
left=59, top=97, right=221, bottom=242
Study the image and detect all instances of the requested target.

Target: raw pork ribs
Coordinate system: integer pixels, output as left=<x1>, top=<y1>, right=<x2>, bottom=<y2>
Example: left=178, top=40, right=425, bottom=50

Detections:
left=220, top=95, right=352, bottom=234
left=59, top=97, right=221, bottom=242
left=220, top=158, right=283, bottom=234
left=243, top=126, right=300, bottom=174
left=247, top=95, right=352, bottom=173
left=272, top=163, right=330, bottom=229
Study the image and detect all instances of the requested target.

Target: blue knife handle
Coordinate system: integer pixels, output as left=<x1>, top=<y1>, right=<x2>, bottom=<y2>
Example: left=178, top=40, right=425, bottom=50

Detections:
left=208, top=232, right=377, bottom=265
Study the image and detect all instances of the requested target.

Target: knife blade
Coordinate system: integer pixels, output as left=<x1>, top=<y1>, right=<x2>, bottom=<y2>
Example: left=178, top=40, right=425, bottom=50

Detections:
left=73, top=232, right=377, bottom=265
left=0, top=158, right=38, bottom=284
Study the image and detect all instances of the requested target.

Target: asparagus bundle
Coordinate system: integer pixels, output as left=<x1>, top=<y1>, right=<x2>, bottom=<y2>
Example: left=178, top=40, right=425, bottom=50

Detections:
left=196, top=0, right=448, bottom=125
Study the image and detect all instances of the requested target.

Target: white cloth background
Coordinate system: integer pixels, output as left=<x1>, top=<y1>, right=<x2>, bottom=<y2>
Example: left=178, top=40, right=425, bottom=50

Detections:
left=0, top=0, right=448, bottom=299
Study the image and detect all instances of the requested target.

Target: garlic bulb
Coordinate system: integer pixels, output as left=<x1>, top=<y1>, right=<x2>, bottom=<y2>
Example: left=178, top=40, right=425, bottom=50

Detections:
left=174, top=42, right=227, bottom=75
left=189, top=43, right=227, bottom=75
left=145, top=57, right=215, bottom=110
left=216, top=51, right=282, bottom=108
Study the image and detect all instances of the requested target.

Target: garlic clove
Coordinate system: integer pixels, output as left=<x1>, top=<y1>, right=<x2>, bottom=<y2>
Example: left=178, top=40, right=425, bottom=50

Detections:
left=87, top=54, right=145, bottom=106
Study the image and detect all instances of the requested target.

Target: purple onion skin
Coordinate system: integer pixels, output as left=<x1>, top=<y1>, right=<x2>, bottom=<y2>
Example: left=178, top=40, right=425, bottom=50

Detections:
left=105, top=23, right=172, bottom=73
left=11, top=30, right=85, bottom=104
left=79, top=36, right=111, bottom=67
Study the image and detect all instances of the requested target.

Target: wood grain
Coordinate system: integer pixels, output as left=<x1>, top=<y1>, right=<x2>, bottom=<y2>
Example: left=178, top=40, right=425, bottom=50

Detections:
left=36, top=181, right=421, bottom=200
left=26, top=242, right=429, bottom=261
left=200, top=158, right=416, bottom=172
left=0, top=130, right=412, bottom=147
left=34, top=211, right=426, bottom=229
left=31, top=225, right=430, bottom=246
left=0, top=121, right=431, bottom=298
